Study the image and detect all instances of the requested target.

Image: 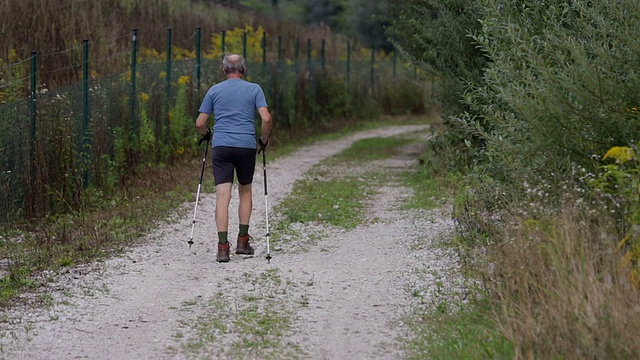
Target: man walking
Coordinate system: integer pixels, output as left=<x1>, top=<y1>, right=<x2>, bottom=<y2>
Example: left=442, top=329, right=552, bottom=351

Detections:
left=195, top=54, right=272, bottom=263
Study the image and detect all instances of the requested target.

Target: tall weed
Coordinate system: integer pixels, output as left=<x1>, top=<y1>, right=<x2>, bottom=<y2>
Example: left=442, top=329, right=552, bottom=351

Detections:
left=484, top=205, right=640, bottom=359
left=591, top=145, right=640, bottom=285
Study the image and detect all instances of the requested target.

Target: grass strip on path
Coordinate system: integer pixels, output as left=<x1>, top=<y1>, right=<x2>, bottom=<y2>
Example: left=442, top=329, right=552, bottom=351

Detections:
left=168, top=268, right=307, bottom=359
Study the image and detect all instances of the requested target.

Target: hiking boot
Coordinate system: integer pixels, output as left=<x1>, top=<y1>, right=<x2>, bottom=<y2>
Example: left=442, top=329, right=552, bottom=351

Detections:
left=236, top=234, right=254, bottom=255
left=217, top=242, right=230, bottom=262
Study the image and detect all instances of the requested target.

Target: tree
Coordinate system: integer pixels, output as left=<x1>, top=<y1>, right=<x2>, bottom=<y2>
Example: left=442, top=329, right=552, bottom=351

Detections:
left=385, top=0, right=486, bottom=113
left=302, top=0, right=348, bottom=31
left=350, top=0, right=391, bottom=51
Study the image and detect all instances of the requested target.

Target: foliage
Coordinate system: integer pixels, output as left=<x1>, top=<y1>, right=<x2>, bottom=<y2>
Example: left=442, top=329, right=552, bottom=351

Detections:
left=170, top=76, right=199, bottom=156
left=239, top=0, right=305, bottom=22
left=465, top=0, right=640, bottom=188
left=349, top=0, right=392, bottom=51
left=278, top=178, right=369, bottom=229
left=591, top=145, right=640, bottom=285
left=384, top=0, right=488, bottom=173
left=378, top=79, right=427, bottom=115
left=398, top=0, right=640, bottom=228
left=208, top=25, right=267, bottom=63
left=0, top=49, right=27, bottom=104
left=384, top=0, right=640, bottom=357
left=0, top=0, right=428, bottom=306
left=482, top=206, right=640, bottom=358
left=239, top=0, right=393, bottom=50
left=301, top=0, right=349, bottom=32
left=385, top=0, right=486, bottom=115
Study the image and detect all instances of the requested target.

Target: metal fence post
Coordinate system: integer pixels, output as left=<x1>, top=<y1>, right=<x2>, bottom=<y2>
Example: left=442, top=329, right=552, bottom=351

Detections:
left=221, top=30, right=226, bottom=58
left=130, top=29, right=138, bottom=136
left=346, top=41, right=351, bottom=84
left=30, top=51, right=37, bottom=152
left=164, top=28, right=172, bottom=144
left=321, top=39, right=325, bottom=70
left=242, top=31, right=247, bottom=62
left=393, top=49, right=397, bottom=78
left=277, top=35, right=282, bottom=62
left=195, top=27, right=201, bottom=98
left=370, top=44, right=375, bottom=91
left=294, top=37, right=299, bottom=72
left=262, top=31, right=267, bottom=80
left=262, top=31, right=267, bottom=65
left=82, top=39, right=90, bottom=186
left=30, top=51, right=37, bottom=189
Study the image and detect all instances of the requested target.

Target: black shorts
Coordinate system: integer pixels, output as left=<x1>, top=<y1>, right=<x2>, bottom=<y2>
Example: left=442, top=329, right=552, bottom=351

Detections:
left=211, top=146, right=256, bottom=186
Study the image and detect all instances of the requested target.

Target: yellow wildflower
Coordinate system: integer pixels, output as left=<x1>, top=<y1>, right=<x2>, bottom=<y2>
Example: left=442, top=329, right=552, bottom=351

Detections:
left=602, top=146, right=635, bottom=163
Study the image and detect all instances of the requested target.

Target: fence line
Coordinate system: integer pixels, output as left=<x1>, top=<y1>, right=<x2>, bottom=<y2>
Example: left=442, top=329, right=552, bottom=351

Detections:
left=0, top=26, right=409, bottom=223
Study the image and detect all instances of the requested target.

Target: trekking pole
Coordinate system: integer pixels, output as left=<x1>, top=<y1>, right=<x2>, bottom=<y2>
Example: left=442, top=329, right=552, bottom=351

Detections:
left=258, top=139, right=271, bottom=263
left=189, top=136, right=210, bottom=248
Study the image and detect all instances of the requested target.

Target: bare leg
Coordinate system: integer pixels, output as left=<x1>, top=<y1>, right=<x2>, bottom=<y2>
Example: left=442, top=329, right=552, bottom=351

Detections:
left=215, top=183, right=232, bottom=232
left=238, top=184, right=252, bottom=226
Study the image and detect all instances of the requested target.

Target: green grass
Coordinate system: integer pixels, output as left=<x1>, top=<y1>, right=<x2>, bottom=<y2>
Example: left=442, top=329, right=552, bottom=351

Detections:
left=403, top=297, right=513, bottom=359
left=330, top=136, right=412, bottom=163
left=268, top=114, right=433, bottom=160
left=0, top=114, right=434, bottom=307
left=0, top=161, right=211, bottom=307
left=171, top=269, right=306, bottom=359
left=270, top=125, right=435, bottom=250
left=277, top=177, right=371, bottom=229
left=276, top=131, right=430, bottom=230
left=401, top=168, right=451, bottom=210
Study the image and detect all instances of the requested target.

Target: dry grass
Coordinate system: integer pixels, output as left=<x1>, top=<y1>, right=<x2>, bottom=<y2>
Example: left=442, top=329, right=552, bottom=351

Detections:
left=484, top=206, right=640, bottom=359
left=1, top=0, right=352, bottom=89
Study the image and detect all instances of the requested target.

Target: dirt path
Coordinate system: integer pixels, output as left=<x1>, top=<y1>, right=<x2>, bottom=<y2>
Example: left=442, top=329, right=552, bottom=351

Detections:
left=0, top=124, right=459, bottom=360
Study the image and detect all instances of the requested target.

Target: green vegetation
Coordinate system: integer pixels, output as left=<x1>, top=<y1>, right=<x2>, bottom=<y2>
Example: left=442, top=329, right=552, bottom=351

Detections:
left=169, top=269, right=306, bottom=359
left=0, top=161, right=208, bottom=306
left=278, top=178, right=370, bottom=229
left=0, top=0, right=428, bottom=306
left=402, top=168, right=451, bottom=211
left=238, top=0, right=392, bottom=50
left=271, top=126, right=435, bottom=252
left=386, top=0, right=640, bottom=358
left=331, top=137, right=408, bottom=162
left=403, top=298, right=513, bottom=360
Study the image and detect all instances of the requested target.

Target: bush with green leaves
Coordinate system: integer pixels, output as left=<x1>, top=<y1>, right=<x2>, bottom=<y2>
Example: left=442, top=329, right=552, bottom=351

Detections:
left=384, top=0, right=488, bottom=172
left=384, top=2, right=640, bottom=356
left=467, top=0, right=640, bottom=186
left=385, top=0, right=486, bottom=116
left=441, top=0, right=640, bottom=238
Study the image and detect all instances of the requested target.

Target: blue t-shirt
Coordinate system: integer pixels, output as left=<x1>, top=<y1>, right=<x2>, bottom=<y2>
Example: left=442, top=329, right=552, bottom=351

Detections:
left=199, top=78, right=268, bottom=149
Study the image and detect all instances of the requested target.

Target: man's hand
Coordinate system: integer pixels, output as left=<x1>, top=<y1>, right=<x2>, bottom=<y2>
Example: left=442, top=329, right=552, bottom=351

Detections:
left=198, top=128, right=212, bottom=145
left=258, top=137, right=269, bottom=154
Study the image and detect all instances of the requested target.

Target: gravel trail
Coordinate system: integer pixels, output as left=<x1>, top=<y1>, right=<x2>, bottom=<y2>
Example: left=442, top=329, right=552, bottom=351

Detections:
left=0, top=124, right=459, bottom=360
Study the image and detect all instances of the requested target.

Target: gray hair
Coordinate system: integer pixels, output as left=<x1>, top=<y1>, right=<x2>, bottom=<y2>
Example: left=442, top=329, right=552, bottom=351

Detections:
left=222, top=54, right=247, bottom=74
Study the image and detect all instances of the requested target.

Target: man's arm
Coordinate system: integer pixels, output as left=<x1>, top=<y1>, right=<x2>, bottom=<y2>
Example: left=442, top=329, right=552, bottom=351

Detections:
left=258, top=107, right=272, bottom=143
left=195, top=113, right=210, bottom=135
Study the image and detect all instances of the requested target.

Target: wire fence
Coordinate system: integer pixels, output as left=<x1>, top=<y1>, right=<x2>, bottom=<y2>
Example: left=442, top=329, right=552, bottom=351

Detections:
left=0, top=27, right=412, bottom=223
